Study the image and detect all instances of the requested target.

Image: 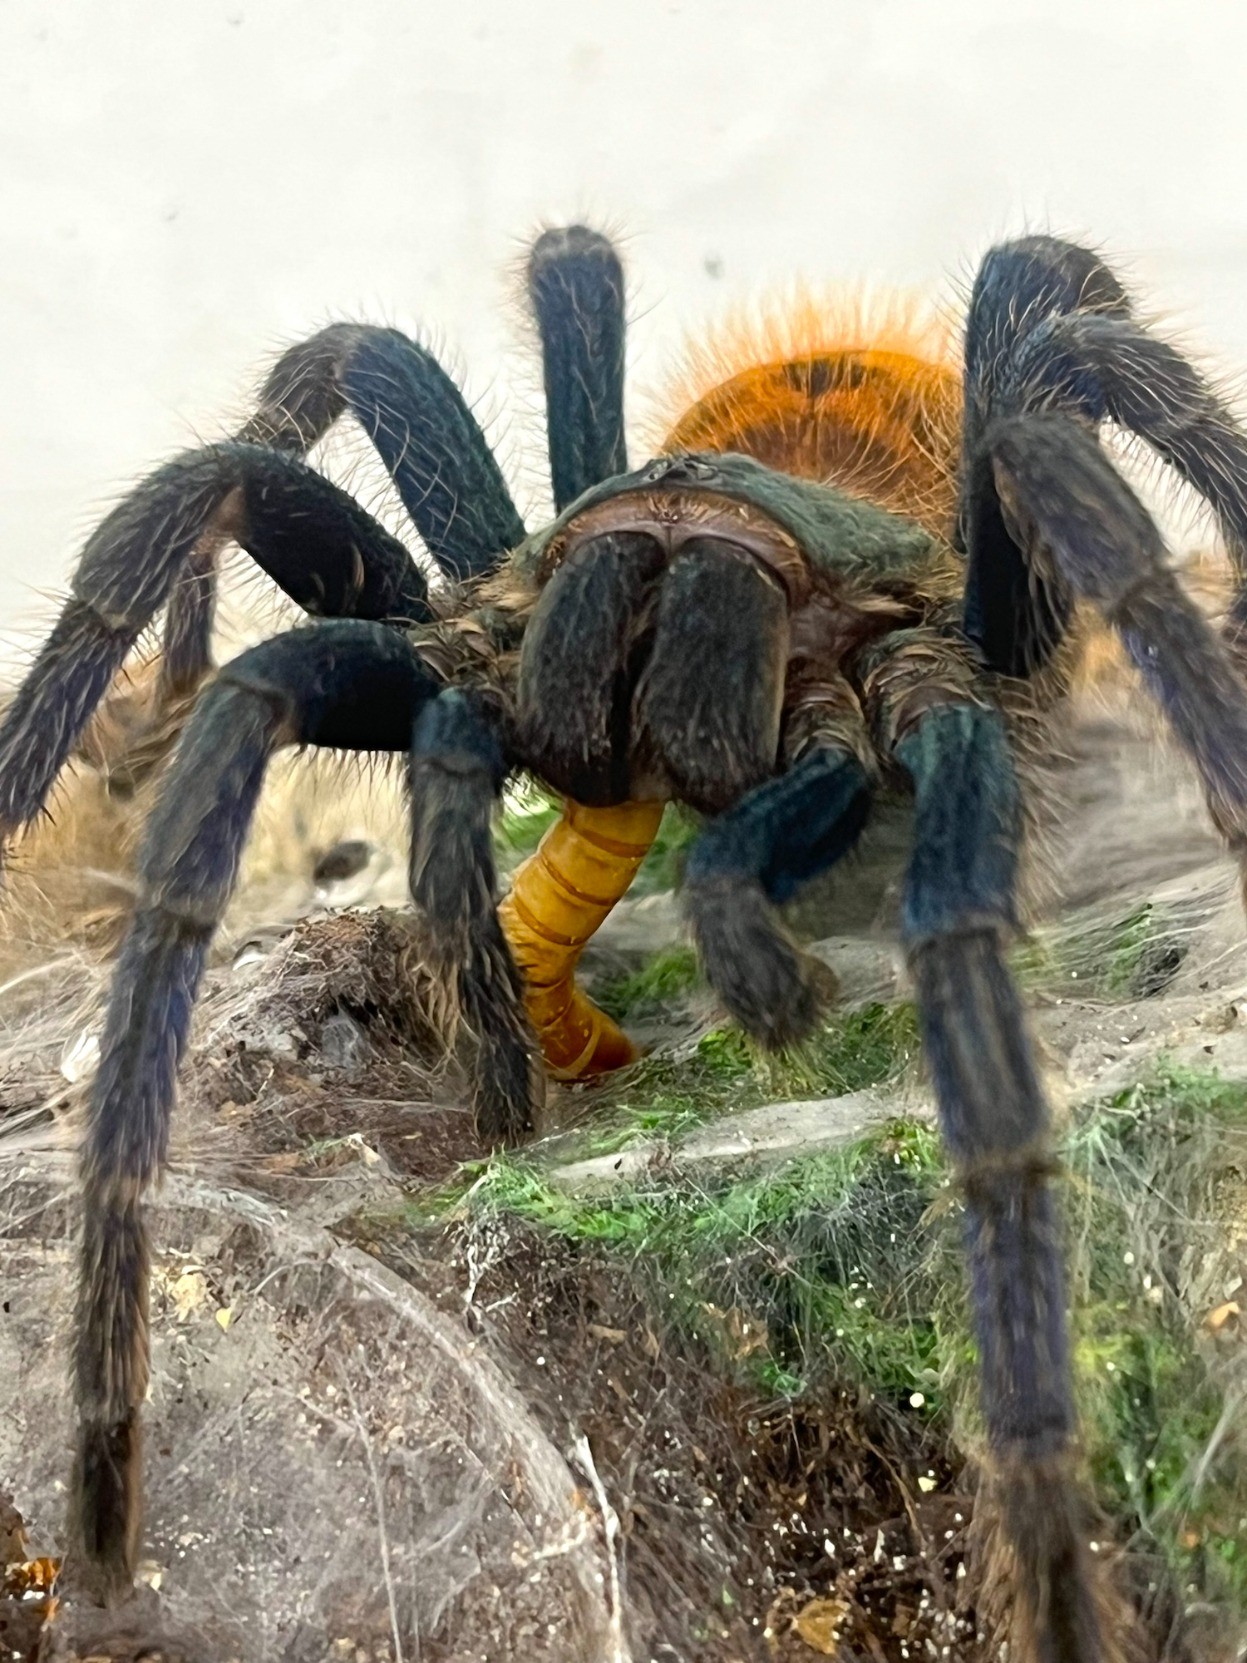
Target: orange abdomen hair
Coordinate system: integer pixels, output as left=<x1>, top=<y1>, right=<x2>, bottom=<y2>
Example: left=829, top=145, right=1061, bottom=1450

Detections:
left=655, top=290, right=963, bottom=536
left=509, top=291, right=964, bottom=1089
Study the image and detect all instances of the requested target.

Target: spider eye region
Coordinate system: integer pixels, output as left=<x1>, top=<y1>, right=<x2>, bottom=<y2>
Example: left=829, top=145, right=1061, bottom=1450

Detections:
left=638, top=452, right=721, bottom=484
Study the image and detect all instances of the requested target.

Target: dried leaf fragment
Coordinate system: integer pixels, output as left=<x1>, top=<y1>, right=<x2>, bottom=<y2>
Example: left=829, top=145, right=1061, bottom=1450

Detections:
left=1204, top=1299, right=1241, bottom=1335
left=793, top=1595, right=850, bottom=1654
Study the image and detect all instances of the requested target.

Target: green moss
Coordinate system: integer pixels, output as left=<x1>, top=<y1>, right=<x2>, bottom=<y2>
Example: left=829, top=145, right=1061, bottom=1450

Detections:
left=689, top=1025, right=755, bottom=1083
left=630, top=805, right=701, bottom=895
left=1100, top=903, right=1159, bottom=995
left=569, top=1002, right=920, bottom=1164
left=494, top=783, right=562, bottom=870
left=596, top=945, right=701, bottom=1020
left=1014, top=901, right=1188, bottom=1002
left=402, top=1022, right=1247, bottom=1629
left=428, top=1114, right=955, bottom=1412
left=574, top=1027, right=755, bottom=1155
left=760, top=1001, right=921, bottom=1100
left=1062, top=1065, right=1247, bottom=1608
left=631, top=1001, right=918, bottom=1114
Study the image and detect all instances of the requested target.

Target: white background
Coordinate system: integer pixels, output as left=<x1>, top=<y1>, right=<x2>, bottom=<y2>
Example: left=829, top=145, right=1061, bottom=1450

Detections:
left=2, top=0, right=1244, bottom=659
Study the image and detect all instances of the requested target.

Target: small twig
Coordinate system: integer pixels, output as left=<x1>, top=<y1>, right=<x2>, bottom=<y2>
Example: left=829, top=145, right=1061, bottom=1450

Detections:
left=246, top=1256, right=329, bottom=1299
left=343, top=1371, right=415, bottom=1663
left=572, top=1434, right=633, bottom=1663
left=861, top=1629, right=889, bottom=1663
left=1186, top=1386, right=1243, bottom=1504
left=0, top=956, right=82, bottom=1000
left=872, top=1442, right=952, bottom=1622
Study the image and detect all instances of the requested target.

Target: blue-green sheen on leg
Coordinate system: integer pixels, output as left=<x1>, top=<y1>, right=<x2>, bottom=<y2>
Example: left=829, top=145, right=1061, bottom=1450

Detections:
left=528, top=226, right=628, bottom=511
left=895, top=697, right=1101, bottom=1662
left=339, top=329, right=527, bottom=584
left=684, top=742, right=872, bottom=1048
left=410, top=691, right=536, bottom=1143
left=69, top=621, right=442, bottom=1602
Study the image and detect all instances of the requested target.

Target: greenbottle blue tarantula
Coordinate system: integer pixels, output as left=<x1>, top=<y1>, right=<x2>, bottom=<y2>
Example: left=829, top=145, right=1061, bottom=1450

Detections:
left=4, top=224, right=1247, bottom=1662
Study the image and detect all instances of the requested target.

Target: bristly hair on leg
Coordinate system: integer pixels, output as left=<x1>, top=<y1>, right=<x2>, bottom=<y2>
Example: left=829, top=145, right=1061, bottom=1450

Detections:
left=988, top=413, right=1247, bottom=891
left=974, top=1459, right=1144, bottom=1663
left=890, top=695, right=1113, bottom=1663
left=68, top=620, right=441, bottom=1603
left=157, top=321, right=381, bottom=701
left=527, top=224, right=629, bottom=513
left=0, top=298, right=538, bottom=870
left=70, top=680, right=288, bottom=1603
left=684, top=743, right=872, bottom=1047
left=0, top=446, right=430, bottom=868
left=409, top=690, right=538, bottom=1144
left=338, top=328, right=527, bottom=585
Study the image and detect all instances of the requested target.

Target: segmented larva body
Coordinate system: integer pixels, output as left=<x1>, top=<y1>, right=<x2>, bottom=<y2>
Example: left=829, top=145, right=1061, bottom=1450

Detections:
left=499, top=798, right=664, bottom=1077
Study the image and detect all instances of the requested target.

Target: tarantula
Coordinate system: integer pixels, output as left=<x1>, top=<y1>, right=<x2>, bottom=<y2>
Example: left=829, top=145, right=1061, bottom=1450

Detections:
left=5, top=223, right=1247, bottom=1663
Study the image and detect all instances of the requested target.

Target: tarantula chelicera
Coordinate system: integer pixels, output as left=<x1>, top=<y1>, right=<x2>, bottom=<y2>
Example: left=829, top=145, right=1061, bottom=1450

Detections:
left=6, top=223, right=1247, bottom=1662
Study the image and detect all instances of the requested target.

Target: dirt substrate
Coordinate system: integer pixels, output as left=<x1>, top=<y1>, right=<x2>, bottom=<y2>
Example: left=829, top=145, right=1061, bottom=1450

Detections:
left=2, top=694, right=1247, bottom=1660
left=0, top=905, right=988, bottom=1662
left=2, top=1160, right=986, bottom=1663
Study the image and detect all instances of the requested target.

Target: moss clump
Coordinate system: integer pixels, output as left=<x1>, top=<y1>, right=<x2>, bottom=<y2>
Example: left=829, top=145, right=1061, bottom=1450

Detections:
left=572, top=1001, right=920, bottom=1159
left=596, top=945, right=701, bottom=1020
left=762, top=1001, right=921, bottom=1100
left=625, top=1000, right=920, bottom=1115
left=452, top=1115, right=954, bottom=1413
left=411, top=1057, right=1247, bottom=1636
left=1065, top=1065, right=1247, bottom=1611
left=1014, top=900, right=1190, bottom=1002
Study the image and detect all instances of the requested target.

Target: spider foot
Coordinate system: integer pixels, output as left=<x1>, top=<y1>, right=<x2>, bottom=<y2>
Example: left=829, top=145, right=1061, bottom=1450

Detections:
left=685, top=875, right=833, bottom=1050
left=980, top=1454, right=1119, bottom=1663
left=36, top=1578, right=214, bottom=1662
left=67, top=1414, right=142, bottom=1609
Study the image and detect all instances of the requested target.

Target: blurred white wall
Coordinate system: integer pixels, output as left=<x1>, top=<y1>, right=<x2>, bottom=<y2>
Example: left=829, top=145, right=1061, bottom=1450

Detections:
left=2, top=0, right=1246, bottom=660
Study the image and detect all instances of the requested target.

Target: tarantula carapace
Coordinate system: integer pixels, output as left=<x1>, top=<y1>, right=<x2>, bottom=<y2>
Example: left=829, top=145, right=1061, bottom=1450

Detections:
left=6, top=224, right=1247, bottom=1662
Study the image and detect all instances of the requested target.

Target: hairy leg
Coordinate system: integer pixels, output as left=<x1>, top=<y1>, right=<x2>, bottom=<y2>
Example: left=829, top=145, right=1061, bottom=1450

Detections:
left=240, top=319, right=527, bottom=577
left=0, top=448, right=428, bottom=860
left=527, top=225, right=628, bottom=512
left=158, top=321, right=372, bottom=693
left=882, top=681, right=1104, bottom=1663
left=159, top=318, right=513, bottom=690
left=684, top=671, right=873, bottom=1046
left=410, top=690, right=537, bottom=1140
left=990, top=414, right=1247, bottom=870
left=70, top=621, right=439, bottom=1603
left=159, top=541, right=220, bottom=700
left=958, top=235, right=1130, bottom=676
left=4, top=308, right=531, bottom=842
left=335, top=327, right=527, bottom=584
left=1009, top=307, right=1247, bottom=569
left=963, top=234, right=1247, bottom=673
